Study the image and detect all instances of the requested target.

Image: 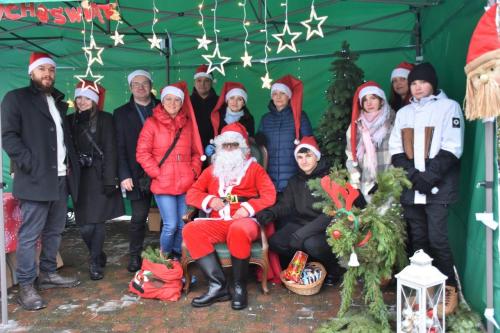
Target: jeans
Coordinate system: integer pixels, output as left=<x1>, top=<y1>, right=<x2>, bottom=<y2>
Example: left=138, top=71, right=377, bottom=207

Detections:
left=17, top=177, right=68, bottom=285
left=129, top=194, right=152, bottom=257
left=154, top=194, right=186, bottom=255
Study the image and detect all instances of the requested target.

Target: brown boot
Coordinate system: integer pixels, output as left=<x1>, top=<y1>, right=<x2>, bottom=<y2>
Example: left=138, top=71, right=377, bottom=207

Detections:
left=438, top=285, right=458, bottom=317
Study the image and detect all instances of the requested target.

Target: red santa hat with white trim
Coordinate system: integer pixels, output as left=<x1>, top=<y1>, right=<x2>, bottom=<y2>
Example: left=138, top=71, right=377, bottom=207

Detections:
left=390, top=62, right=414, bottom=81
left=28, top=52, right=56, bottom=75
left=210, top=81, right=248, bottom=136
left=193, top=64, right=213, bottom=80
left=463, top=3, right=500, bottom=120
left=350, top=81, right=386, bottom=166
left=270, top=74, right=303, bottom=145
left=215, top=122, right=250, bottom=150
left=294, top=136, right=321, bottom=160
left=74, top=80, right=106, bottom=111
left=160, top=81, right=206, bottom=161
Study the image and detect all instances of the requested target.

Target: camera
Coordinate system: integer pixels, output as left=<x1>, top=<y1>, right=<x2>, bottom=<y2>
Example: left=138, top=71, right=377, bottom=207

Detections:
left=78, top=153, right=93, bottom=168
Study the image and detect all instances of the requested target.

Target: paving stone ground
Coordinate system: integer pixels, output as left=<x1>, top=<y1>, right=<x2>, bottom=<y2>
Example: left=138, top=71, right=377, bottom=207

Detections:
left=3, top=220, right=396, bottom=333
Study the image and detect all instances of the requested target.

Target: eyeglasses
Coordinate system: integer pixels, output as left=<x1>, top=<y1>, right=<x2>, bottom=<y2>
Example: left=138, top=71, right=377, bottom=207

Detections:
left=131, top=81, right=150, bottom=89
left=222, top=142, right=240, bottom=149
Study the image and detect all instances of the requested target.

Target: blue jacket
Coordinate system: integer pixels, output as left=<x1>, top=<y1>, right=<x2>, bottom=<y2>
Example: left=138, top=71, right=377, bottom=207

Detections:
left=258, top=102, right=313, bottom=192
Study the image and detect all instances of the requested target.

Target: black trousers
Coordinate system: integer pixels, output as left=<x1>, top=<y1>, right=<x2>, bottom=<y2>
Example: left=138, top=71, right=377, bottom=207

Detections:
left=269, top=223, right=339, bottom=275
left=129, top=193, right=152, bottom=257
left=403, top=203, right=457, bottom=287
left=80, top=223, right=105, bottom=263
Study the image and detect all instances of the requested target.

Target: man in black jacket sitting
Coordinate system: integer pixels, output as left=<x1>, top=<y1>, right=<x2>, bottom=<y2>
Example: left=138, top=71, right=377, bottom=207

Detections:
left=256, top=137, right=341, bottom=284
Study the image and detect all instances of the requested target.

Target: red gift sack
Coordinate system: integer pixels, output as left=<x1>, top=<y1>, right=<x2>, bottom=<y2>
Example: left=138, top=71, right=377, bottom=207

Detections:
left=3, top=193, right=22, bottom=253
left=128, top=258, right=183, bottom=301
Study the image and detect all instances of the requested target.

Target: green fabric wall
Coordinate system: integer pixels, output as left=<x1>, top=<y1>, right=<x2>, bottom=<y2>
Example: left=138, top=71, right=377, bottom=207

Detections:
left=422, top=1, right=499, bottom=330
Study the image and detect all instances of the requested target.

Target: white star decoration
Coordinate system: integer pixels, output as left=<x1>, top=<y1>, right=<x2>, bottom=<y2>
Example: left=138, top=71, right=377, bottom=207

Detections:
left=300, top=5, right=328, bottom=40
left=272, top=21, right=302, bottom=53
left=74, top=67, right=103, bottom=93
left=196, top=34, right=213, bottom=50
left=241, top=51, right=253, bottom=67
left=82, top=36, right=104, bottom=66
left=110, top=29, right=124, bottom=46
left=261, top=72, right=272, bottom=89
left=202, top=45, right=231, bottom=76
left=148, top=34, right=161, bottom=49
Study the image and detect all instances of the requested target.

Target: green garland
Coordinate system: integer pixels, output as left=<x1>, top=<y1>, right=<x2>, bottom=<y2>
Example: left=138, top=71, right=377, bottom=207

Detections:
left=308, top=167, right=411, bottom=329
left=141, top=246, right=173, bottom=269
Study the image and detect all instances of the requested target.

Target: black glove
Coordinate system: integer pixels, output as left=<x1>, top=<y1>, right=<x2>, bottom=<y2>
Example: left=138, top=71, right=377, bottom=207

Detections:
left=256, top=209, right=275, bottom=227
left=368, top=183, right=378, bottom=195
left=391, top=153, right=419, bottom=180
left=353, top=191, right=367, bottom=209
left=289, top=232, right=304, bottom=250
left=103, top=185, right=118, bottom=197
left=413, top=172, right=437, bottom=195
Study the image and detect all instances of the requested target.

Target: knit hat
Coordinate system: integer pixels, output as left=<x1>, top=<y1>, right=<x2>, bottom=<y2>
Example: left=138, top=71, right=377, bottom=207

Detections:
left=390, top=62, right=414, bottom=81
left=74, top=80, right=106, bottom=111
left=350, top=81, right=387, bottom=166
left=160, top=81, right=206, bottom=161
left=28, top=52, right=56, bottom=74
left=215, top=122, right=249, bottom=148
left=464, top=4, right=500, bottom=120
left=294, top=136, right=321, bottom=160
left=161, top=83, right=185, bottom=103
left=407, top=63, right=438, bottom=93
left=193, top=64, right=213, bottom=80
left=271, top=75, right=304, bottom=144
left=127, top=69, right=152, bottom=85
left=210, top=82, right=248, bottom=136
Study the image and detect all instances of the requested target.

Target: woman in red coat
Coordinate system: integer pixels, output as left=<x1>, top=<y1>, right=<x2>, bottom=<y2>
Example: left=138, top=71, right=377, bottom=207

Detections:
left=136, top=81, right=204, bottom=258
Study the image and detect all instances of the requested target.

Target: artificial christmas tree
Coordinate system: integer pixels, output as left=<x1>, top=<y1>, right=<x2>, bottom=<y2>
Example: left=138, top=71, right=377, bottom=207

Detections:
left=317, top=41, right=364, bottom=167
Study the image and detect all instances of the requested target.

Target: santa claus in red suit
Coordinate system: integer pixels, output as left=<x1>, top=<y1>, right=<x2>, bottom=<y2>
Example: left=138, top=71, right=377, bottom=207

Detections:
left=182, top=122, right=276, bottom=310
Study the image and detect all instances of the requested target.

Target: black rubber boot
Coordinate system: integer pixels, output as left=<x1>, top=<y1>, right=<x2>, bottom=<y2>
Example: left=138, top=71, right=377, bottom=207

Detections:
left=231, top=256, right=249, bottom=310
left=191, top=252, right=231, bottom=308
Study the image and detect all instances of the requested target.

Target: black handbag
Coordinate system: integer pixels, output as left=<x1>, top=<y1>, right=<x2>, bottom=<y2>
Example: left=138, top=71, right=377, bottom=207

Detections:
left=138, top=128, right=182, bottom=193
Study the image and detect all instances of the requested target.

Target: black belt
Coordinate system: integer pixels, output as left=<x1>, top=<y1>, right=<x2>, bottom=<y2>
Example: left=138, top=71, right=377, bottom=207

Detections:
left=221, top=194, right=256, bottom=204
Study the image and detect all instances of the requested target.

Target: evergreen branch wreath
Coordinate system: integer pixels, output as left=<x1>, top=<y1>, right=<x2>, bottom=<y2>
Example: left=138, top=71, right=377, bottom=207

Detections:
left=308, top=167, right=411, bottom=328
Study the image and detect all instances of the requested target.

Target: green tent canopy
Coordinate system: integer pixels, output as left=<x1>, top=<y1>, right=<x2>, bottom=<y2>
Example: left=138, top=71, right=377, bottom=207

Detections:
left=0, top=0, right=497, bottom=330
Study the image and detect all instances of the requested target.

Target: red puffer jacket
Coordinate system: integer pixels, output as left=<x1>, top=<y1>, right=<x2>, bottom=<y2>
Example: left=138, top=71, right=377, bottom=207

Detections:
left=136, top=104, right=202, bottom=195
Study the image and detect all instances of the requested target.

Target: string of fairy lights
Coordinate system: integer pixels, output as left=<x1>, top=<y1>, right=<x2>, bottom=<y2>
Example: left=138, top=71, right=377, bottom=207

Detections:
left=73, top=0, right=327, bottom=94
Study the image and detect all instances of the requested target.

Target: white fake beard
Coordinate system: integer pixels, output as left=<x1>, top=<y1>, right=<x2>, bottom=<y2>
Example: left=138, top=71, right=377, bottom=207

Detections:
left=212, top=149, right=247, bottom=186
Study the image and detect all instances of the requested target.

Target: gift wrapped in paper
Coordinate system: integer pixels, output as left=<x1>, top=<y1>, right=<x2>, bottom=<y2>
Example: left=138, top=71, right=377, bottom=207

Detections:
left=283, top=251, right=308, bottom=283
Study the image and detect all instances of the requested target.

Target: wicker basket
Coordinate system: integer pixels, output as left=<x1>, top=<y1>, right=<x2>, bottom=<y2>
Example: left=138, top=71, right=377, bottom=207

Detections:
left=280, top=262, right=326, bottom=296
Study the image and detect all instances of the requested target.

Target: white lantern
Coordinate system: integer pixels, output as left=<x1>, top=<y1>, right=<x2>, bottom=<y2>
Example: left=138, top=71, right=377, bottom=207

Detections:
left=395, top=250, right=447, bottom=333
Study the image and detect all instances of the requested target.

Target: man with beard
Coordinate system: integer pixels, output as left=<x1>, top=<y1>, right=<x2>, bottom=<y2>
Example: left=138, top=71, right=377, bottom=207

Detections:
left=183, top=122, right=276, bottom=310
left=1, top=52, right=81, bottom=311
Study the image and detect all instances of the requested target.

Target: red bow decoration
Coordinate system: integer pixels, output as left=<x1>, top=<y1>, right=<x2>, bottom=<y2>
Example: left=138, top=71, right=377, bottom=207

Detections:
left=320, top=176, right=359, bottom=211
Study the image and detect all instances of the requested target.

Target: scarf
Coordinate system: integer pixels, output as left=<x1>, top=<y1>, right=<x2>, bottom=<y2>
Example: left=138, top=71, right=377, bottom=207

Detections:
left=356, top=104, right=391, bottom=179
left=224, top=107, right=244, bottom=125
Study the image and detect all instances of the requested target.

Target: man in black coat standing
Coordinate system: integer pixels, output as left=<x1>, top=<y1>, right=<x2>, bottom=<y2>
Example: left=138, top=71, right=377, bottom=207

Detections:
left=190, top=65, right=219, bottom=150
left=113, top=70, right=159, bottom=272
left=1, top=52, right=81, bottom=311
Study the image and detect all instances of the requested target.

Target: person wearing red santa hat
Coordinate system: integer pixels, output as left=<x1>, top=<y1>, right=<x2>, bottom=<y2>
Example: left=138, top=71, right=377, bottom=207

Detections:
left=389, top=63, right=464, bottom=315
left=346, top=81, right=395, bottom=208
left=256, top=136, right=342, bottom=285
left=136, top=81, right=204, bottom=260
left=190, top=64, right=219, bottom=152
left=255, top=74, right=313, bottom=195
left=204, top=82, right=255, bottom=158
left=183, top=122, right=276, bottom=310
left=389, top=61, right=414, bottom=111
left=2, top=52, right=81, bottom=310
left=113, top=69, right=160, bottom=273
left=67, top=81, right=124, bottom=281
